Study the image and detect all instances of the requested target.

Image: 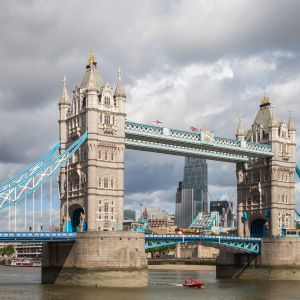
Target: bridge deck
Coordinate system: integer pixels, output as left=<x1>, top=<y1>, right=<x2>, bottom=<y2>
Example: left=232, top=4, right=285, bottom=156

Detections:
left=0, top=232, right=261, bottom=254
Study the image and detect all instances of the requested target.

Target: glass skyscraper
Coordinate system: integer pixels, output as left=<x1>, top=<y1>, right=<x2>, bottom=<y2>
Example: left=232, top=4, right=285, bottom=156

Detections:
left=175, top=157, right=208, bottom=228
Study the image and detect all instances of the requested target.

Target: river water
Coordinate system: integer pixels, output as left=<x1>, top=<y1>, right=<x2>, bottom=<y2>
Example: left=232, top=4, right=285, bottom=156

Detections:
left=0, top=266, right=299, bottom=300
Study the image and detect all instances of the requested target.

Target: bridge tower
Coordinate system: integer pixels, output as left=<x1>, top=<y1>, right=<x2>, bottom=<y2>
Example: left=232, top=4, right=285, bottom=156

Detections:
left=236, top=97, right=296, bottom=237
left=58, top=53, right=126, bottom=232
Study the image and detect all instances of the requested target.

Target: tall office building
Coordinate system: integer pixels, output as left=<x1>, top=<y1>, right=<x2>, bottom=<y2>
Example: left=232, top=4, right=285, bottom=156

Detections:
left=175, top=157, right=208, bottom=228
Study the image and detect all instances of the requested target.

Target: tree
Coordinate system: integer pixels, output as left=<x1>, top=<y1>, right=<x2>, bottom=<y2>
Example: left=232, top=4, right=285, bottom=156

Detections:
left=0, top=245, right=15, bottom=256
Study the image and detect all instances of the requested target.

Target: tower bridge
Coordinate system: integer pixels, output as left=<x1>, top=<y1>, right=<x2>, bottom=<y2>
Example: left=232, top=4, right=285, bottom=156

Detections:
left=0, top=53, right=299, bottom=285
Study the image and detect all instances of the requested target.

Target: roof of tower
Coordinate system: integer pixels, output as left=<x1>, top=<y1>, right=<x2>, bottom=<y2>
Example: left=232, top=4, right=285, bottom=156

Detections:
left=114, top=67, right=126, bottom=98
left=80, top=53, right=104, bottom=90
left=245, top=97, right=272, bottom=140
left=60, top=76, right=70, bottom=103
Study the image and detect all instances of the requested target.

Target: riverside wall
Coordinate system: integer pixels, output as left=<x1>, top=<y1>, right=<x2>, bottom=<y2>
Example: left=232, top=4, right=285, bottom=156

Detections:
left=216, top=238, right=300, bottom=280
left=41, top=231, right=148, bottom=287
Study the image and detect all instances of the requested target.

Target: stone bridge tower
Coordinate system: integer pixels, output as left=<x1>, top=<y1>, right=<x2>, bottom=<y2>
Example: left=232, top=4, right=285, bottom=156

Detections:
left=58, top=54, right=126, bottom=232
left=236, top=96, right=296, bottom=237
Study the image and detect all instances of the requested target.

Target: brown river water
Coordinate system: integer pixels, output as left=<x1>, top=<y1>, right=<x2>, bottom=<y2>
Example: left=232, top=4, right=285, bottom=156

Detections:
left=0, top=266, right=299, bottom=300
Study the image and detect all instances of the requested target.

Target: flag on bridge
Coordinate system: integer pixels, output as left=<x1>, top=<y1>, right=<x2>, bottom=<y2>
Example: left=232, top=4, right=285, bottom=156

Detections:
left=153, top=119, right=163, bottom=126
left=190, top=126, right=199, bottom=132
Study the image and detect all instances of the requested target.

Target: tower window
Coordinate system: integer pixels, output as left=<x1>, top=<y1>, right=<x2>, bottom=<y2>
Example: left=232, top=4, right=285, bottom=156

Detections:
left=110, top=178, right=114, bottom=189
left=98, top=151, right=101, bottom=159
left=111, top=152, right=114, bottom=161
left=104, top=115, right=110, bottom=124
left=104, top=151, right=108, bottom=160
left=104, top=178, right=109, bottom=188
left=104, top=202, right=109, bottom=213
left=104, top=96, right=110, bottom=106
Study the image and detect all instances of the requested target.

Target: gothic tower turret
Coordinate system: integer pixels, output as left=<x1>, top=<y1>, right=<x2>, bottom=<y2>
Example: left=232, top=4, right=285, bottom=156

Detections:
left=237, top=95, right=296, bottom=237
left=59, top=53, right=126, bottom=232
left=58, top=77, right=71, bottom=218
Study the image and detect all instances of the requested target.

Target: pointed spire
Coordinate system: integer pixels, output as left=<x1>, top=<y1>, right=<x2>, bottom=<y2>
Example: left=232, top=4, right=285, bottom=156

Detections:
left=288, top=109, right=296, bottom=131
left=114, top=67, right=126, bottom=98
left=269, top=106, right=278, bottom=127
left=236, top=115, right=245, bottom=140
left=60, top=76, right=70, bottom=104
left=80, top=51, right=104, bottom=89
left=86, top=63, right=97, bottom=91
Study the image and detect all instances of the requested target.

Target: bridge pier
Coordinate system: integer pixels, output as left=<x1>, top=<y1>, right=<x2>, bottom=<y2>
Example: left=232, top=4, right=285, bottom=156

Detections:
left=216, top=238, right=300, bottom=280
left=41, top=231, right=148, bottom=287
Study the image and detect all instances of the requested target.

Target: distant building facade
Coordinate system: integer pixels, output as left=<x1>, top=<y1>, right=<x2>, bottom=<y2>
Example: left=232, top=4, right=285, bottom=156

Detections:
left=124, top=209, right=136, bottom=221
left=140, top=207, right=175, bottom=230
left=210, top=198, right=234, bottom=228
left=175, top=157, right=208, bottom=228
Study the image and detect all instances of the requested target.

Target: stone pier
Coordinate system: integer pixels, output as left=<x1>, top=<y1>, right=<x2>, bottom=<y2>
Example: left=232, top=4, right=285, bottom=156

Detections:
left=42, top=231, right=148, bottom=287
left=216, top=238, right=300, bottom=280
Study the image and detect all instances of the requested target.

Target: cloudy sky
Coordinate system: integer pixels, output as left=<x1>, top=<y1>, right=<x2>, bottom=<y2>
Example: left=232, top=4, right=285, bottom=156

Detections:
left=0, top=0, right=300, bottom=229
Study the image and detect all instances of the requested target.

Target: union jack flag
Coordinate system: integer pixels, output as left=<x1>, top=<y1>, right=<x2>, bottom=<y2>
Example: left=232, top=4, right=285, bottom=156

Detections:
left=153, top=119, right=163, bottom=125
left=190, top=126, right=199, bottom=132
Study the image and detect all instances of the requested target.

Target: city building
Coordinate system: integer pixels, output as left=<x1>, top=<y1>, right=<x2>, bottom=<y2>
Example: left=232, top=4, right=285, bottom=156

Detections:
left=140, top=207, right=175, bottom=233
left=124, top=209, right=136, bottom=221
left=210, top=196, right=234, bottom=228
left=175, top=157, right=208, bottom=228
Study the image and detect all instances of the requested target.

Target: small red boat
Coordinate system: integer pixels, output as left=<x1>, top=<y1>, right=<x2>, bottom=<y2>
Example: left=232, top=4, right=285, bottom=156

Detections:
left=183, top=278, right=204, bottom=288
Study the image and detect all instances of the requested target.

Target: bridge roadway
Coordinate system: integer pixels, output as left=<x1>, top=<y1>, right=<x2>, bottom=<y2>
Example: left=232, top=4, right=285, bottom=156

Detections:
left=0, top=232, right=261, bottom=254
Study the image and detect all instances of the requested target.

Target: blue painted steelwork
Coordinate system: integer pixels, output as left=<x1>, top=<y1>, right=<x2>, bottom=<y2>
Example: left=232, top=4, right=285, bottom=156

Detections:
left=144, top=234, right=261, bottom=254
left=0, top=232, right=260, bottom=253
left=189, top=212, right=218, bottom=230
left=296, top=165, right=300, bottom=179
left=0, top=132, right=88, bottom=211
left=0, top=232, right=76, bottom=242
left=125, top=121, right=273, bottom=162
left=0, top=143, right=60, bottom=192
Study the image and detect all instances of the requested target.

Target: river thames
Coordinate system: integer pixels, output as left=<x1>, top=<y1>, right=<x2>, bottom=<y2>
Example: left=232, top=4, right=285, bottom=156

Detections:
left=0, top=266, right=299, bottom=300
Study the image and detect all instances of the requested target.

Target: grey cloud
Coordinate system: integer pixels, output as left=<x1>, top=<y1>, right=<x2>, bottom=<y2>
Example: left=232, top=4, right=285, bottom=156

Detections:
left=0, top=0, right=300, bottom=213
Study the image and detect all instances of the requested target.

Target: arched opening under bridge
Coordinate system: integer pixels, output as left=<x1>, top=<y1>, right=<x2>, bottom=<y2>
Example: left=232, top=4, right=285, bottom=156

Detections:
left=69, top=204, right=86, bottom=232
left=250, top=218, right=269, bottom=237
